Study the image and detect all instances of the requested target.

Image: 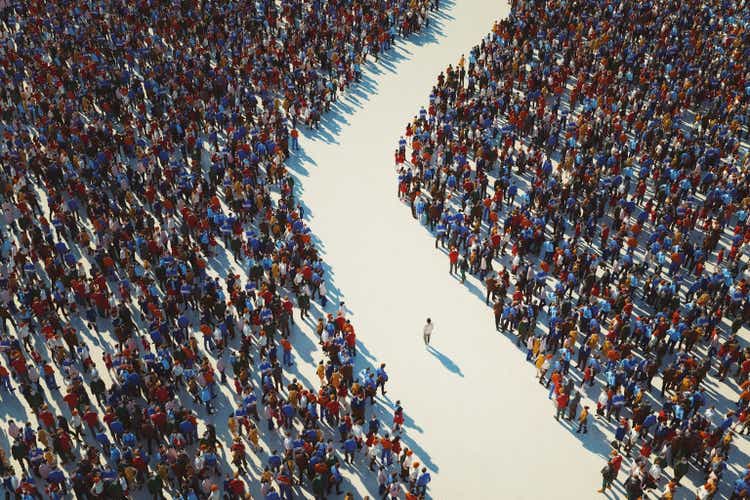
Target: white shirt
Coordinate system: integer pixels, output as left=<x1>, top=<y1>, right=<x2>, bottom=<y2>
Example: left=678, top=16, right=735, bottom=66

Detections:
left=7, top=421, right=20, bottom=440
left=28, top=364, right=40, bottom=383
left=423, top=322, right=434, bottom=336
left=649, top=463, right=662, bottom=481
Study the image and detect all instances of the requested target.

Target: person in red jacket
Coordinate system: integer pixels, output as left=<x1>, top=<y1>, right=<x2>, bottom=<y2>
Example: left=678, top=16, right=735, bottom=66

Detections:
left=10, top=354, right=28, bottom=384
left=393, top=401, right=405, bottom=432
left=55, top=428, right=74, bottom=464
left=344, top=325, right=357, bottom=357
left=280, top=338, right=293, bottom=367
left=449, top=247, right=459, bottom=274
left=227, top=472, right=246, bottom=496
left=598, top=450, right=623, bottom=492
left=81, top=407, right=101, bottom=437
left=230, top=438, right=248, bottom=473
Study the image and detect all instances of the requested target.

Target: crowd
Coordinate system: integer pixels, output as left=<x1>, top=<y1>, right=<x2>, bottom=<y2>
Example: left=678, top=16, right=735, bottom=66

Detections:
left=396, top=0, right=750, bottom=497
left=0, top=0, right=441, bottom=498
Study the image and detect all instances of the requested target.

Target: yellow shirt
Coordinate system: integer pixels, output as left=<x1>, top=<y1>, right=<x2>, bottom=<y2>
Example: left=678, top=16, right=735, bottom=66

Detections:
left=579, top=408, right=589, bottom=422
left=535, top=354, right=545, bottom=370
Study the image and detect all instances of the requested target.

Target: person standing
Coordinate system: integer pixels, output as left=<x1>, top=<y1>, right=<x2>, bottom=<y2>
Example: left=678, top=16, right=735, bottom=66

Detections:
left=449, top=247, right=459, bottom=274
left=567, top=390, right=582, bottom=421
left=423, top=319, right=434, bottom=346
left=493, top=299, right=503, bottom=330
left=485, top=272, right=497, bottom=304
left=577, top=406, right=590, bottom=434
left=598, top=451, right=622, bottom=493
left=555, top=390, right=569, bottom=420
left=290, top=127, right=299, bottom=150
left=672, top=456, right=689, bottom=485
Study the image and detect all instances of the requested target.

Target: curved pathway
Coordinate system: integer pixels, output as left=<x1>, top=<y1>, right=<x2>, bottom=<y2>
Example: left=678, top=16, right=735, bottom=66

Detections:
left=292, top=1, right=606, bottom=498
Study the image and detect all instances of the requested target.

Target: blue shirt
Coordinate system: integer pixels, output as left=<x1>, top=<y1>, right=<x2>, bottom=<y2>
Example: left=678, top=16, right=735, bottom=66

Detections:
left=417, top=472, right=431, bottom=487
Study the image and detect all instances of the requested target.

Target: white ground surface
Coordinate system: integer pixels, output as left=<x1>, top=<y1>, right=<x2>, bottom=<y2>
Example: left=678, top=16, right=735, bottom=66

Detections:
left=287, top=1, right=613, bottom=498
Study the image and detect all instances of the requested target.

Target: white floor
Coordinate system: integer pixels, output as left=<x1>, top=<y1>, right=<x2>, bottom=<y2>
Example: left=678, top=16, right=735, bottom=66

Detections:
left=289, top=1, right=613, bottom=497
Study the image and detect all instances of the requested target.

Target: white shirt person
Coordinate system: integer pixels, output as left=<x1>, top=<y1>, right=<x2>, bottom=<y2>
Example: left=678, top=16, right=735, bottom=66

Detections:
left=423, top=318, right=434, bottom=346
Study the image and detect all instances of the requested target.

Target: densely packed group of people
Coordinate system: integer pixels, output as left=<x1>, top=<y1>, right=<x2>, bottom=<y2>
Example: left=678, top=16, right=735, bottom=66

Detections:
left=396, top=0, right=750, bottom=497
left=0, top=0, right=441, bottom=498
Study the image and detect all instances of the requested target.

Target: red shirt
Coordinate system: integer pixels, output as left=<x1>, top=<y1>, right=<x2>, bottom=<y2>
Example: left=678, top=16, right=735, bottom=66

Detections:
left=229, top=479, right=245, bottom=495
left=63, top=392, right=79, bottom=410
left=280, top=339, right=292, bottom=352
left=326, top=399, right=340, bottom=416
left=133, top=454, right=147, bottom=471
left=38, top=410, right=55, bottom=428
left=11, top=357, right=27, bottom=375
left=82, top=411, right=99, bottom=427
left=58, top=432, right=71, bottom=451
left=155, top=385, right=170, bottom=403
left=345, top=331, right=356, bottom=347
left=103, top=412, right=115, bottom=426
left=150, top=411, right=167, bottom=429
left=449, top=250, right=459, bottom=263
left=610, top=454, right=623, bottom=473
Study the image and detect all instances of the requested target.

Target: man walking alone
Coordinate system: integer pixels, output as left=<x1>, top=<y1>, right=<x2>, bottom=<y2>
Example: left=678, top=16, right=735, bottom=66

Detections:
left=423, top=318, right=434, bottom=346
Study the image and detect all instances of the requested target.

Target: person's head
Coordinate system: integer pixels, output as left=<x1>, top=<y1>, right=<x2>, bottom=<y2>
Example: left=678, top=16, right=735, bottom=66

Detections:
left=426, top=318, right=431, bottom=324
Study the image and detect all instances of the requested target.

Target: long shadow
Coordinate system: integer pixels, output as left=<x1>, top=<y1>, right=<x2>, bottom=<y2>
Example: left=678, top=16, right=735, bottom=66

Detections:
left=381, top=8, right=750, bottom=498
left=0, top=1, right=469, bottom=498
left=296, top=0, right=455, bottom=149
left=396, top=177, right=750, bottom=497
left=271, top=0, right=464, bottom=486
left=426, top=345, right=464, bottom=377
left=364, top=394, right=439, bottom=472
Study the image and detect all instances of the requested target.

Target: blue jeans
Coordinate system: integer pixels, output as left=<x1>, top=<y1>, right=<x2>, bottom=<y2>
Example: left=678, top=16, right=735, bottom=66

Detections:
left=0, top=375, right=11, bottom=391
left=381, top=449, right=392, bottom=466
left=280, top=484, right=293, bottom=500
